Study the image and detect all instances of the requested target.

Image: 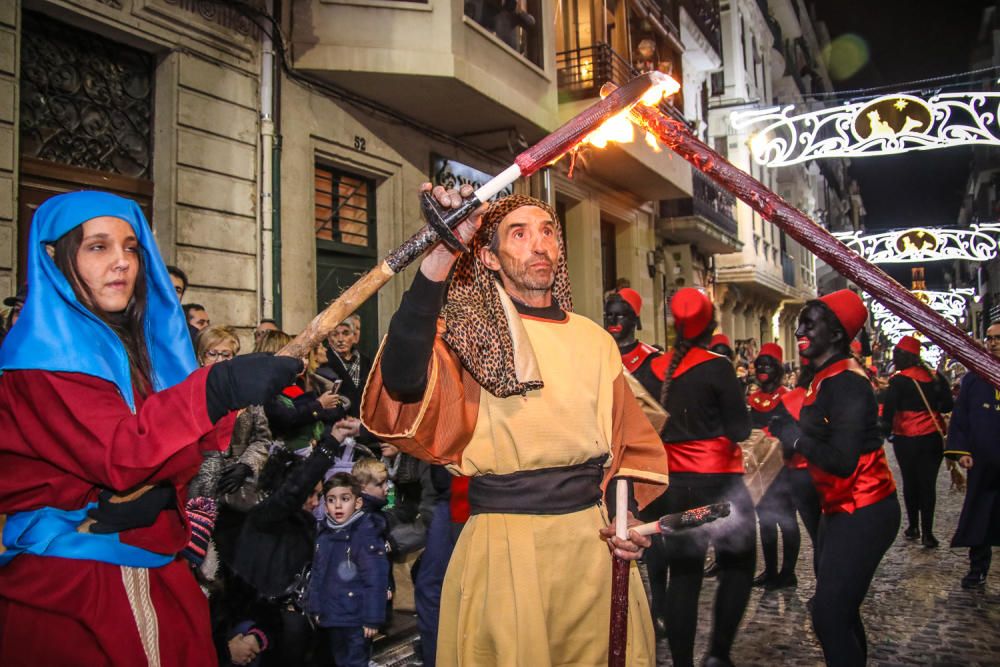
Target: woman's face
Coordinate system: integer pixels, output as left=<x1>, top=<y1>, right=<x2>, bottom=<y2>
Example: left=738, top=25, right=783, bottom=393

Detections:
left=74, top=216, right=139, bottom=313
left=201, top=343, right=237, bottom=366
left=795, top=304, right=838, bottom=360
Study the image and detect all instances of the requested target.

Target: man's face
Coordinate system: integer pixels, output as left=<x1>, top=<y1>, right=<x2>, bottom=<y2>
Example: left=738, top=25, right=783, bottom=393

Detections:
left=986, top=324, right=1000, bottom=358
left=480, top=206, right=560, bottom=302
left=795, top=304, right=838, bottom=360
left=329, top=324, right=355, bottom=359
left=188, top=308, right=210, bottom=331
left=604, top=299, right=637, bottom=344
left=255, top=321, right=278, bottom=343
left=170, top=274, right=185, bottom=300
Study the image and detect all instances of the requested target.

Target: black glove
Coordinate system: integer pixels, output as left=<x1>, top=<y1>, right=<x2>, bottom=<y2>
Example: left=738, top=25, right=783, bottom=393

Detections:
left=205, top=353, right=303, bottom=423
left=314, top=422, right=345, bottom=460
left=769, top=414, right=802, bottom=459
left=86, top=483, right=176, bottom=534
left=216, top=462, right=253, bottom=495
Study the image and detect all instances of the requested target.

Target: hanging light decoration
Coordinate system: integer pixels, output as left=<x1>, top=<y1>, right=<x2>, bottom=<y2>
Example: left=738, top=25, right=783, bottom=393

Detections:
left=834, top=224, right=1000, bottom=263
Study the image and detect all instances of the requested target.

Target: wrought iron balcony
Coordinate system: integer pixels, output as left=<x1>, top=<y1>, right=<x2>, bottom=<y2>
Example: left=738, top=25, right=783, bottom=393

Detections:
left=658, top=169, right=741, bottom=254
left=556, top=42, right=687, bottom=123
left=681, top=0, right=722, bottom=57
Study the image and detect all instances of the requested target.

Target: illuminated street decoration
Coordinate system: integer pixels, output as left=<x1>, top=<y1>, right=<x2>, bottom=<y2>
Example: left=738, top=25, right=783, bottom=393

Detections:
left=731, top=93, right=1000, bottom=167
left=865, top=289, right=973, bottom=368
left=870, top=289, right=973, bottom=325
left=834, top=224, right=1000, bottom=263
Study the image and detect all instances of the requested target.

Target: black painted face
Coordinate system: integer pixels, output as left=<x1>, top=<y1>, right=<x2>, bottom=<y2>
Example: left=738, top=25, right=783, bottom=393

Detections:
left=604, top=298, right=638, bottom=345
left=795, top=304, right=839, bottom=360
left=710, top=344, right=734, bottom=361
left=754, top=355, right=783, bottom=386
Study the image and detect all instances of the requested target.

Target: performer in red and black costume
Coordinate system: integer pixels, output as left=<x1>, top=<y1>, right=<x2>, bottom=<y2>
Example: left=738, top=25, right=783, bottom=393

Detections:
left=748, top=343, right=800, bottom=589
left=771, top=290, right=899, bottom=667
left=650, top=288, right=753, bottom=667
left=880, top=335, right=952, bottom=547
left=604, top=287, right=665, bottom=397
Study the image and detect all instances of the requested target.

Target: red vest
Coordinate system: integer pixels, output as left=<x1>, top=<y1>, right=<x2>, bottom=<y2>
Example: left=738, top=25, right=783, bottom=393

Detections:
left=662, top=348, right=742, bottom=474
left=804, top=358, right=896, bottom=514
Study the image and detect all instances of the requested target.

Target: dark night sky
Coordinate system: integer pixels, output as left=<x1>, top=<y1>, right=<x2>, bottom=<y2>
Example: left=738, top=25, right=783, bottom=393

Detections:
left=812, top=1, right=992, bottom=230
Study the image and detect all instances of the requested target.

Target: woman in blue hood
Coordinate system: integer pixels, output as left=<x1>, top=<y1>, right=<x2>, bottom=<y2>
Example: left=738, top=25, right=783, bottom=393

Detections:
left=0, top=191, right=302, bottom=666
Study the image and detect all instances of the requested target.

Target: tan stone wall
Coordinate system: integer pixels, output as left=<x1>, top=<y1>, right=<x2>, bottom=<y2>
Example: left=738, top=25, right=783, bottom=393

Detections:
left=0, top=2, right=17, bottom=301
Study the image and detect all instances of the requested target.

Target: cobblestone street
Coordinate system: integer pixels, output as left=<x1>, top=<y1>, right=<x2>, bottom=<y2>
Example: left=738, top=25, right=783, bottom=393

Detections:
left=670, top=448, right=1000, bottom=666
left=375, top=448, right=1000, bottom=666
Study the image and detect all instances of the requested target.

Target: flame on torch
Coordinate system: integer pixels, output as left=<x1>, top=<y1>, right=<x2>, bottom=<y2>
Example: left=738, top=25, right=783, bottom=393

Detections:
left=576, top=77, right=681, bottom=152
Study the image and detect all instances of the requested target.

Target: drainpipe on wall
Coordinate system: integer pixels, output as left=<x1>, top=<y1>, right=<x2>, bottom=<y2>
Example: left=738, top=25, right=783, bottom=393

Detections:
left=259, top=0, right=282, bottom=325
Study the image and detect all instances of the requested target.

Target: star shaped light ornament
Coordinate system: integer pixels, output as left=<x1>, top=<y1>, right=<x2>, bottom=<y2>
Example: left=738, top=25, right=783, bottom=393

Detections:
left=893, top=98, right=909, bottom=111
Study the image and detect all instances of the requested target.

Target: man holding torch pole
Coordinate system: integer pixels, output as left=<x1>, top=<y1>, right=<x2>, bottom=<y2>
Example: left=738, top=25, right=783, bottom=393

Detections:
left=360, top=185, right=668, bottom=666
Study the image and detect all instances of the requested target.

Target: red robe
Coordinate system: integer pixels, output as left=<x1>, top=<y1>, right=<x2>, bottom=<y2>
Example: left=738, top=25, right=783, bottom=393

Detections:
left=0, top=368, right=234, bottom=667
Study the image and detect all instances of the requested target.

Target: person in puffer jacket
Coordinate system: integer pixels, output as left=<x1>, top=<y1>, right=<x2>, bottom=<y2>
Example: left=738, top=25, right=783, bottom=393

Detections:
left=307, top=472, right=390, bottom=667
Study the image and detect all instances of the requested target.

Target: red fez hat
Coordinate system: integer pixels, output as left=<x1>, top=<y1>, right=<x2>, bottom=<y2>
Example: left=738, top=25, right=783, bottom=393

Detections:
left=710, top=333, right=732, bottom=349
left=850, top=340, right=862, bottom=354
left=818, top=290, right=867, bottom=341
left=758, top=342, right=783, bottom=362
left=895, top=335, right=922, bottom=356
left=617, top=288, right=642, bottom=318
left=670, top=288, right=714, bottom=339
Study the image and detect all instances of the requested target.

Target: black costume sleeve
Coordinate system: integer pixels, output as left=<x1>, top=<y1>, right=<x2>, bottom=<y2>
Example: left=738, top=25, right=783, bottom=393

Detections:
left=263, top=392, right=323, bottom=431
left=879, top=376, right=901, bottom=438
left=934, top=371, right=954, bottom=414
left=716, top=362, right=752, bottom=444
left=797, top=372, right=878, bottom=477
left=380, top=271, right=449, bottom=399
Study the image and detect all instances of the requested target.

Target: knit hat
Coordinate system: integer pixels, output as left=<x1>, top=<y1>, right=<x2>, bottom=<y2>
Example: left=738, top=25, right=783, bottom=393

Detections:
left=818, top=290, right=867, bottom=341
left=443, top=195, right=572, bottom=398
left=181, top=496, right=217, bottom=567
left=709, top=333, right=732, bottom=349
left=895, top=335, right=922, bottom=356
left=617, top=288, right=642, bottom=318
left=758, top=342, right=783, bottom=362
left=670, top=288, right=714, bottom=339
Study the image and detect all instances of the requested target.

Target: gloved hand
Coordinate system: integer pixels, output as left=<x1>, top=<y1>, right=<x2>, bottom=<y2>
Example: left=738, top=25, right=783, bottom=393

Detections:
left=86, top=483, right=176, bottom=534
left=216, top=462, right=253, bottom=495
left=769, top=414, right=802, bottom=459
left=314, top=419, right=358, bottom=459
left=206, top=353, right=304, bottom=423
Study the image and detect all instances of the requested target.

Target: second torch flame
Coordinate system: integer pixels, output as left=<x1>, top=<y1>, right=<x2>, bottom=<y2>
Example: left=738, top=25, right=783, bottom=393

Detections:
left=576, top=78, right=681, bottom=152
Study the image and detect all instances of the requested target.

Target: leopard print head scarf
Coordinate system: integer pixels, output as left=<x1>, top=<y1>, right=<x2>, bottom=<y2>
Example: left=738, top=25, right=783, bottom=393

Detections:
left=443, top=195, right=573, bottom=398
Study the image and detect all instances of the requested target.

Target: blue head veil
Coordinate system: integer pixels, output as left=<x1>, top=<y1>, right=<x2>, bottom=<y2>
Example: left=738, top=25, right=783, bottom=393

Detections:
left=0, top=191, right=197, bottom=410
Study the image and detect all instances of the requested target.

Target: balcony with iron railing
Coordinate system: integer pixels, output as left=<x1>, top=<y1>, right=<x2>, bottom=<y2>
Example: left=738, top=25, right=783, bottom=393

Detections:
left=658, top=169, right=742, bottom=254
left=556, top=42, right=688, bottom=124
left=681, top=0, right=722, bottom=57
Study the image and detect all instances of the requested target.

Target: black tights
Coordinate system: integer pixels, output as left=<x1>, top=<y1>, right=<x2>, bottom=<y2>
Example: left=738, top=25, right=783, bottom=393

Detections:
left=643, top=473, right=756, bottom=667
left=812, top=494, right=900, bottom=667
left=756, top=467, right=800, bottom=576
left=786, top=467, right=821, bottom=574
left=892, top=434, right=943, bottom=535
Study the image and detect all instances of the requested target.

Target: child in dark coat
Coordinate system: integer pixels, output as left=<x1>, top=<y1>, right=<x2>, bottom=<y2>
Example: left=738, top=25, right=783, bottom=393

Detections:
left=307, top=472, right=390, bottom=667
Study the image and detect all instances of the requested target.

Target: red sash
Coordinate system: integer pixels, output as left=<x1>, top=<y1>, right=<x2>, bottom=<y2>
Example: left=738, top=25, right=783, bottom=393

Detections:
left=621, top=341, right=660, bottom=374
left=748, top=386, right=788, bottom=414
left=666, top=436, right=743, bottom=474
left=780, top=388, right=808, bottom=469
left=808, top=449, right=895, bottom=514
left=803, top=358, right=895, bottom=513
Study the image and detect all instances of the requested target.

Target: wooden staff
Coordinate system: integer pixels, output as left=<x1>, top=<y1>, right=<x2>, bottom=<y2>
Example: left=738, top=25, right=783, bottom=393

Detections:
left=619, top=89, right=1000, bottom=389
left=276, top=72, right=675, bottom=360
left=608, top=479, right=630, bottom=667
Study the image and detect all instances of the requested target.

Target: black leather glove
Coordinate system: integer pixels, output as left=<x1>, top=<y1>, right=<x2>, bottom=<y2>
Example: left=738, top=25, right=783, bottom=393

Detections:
left=205, top=353, right=303, bottom=423
left=216, top=462, right=253, bottom=495
left=86, top=483, right=176, bottom=534
left=769, top=414, right=802, bottom=459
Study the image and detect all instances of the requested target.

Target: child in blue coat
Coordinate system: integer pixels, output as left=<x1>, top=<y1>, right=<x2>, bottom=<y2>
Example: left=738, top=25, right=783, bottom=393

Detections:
left=307, top=472, right=390, bottom=667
